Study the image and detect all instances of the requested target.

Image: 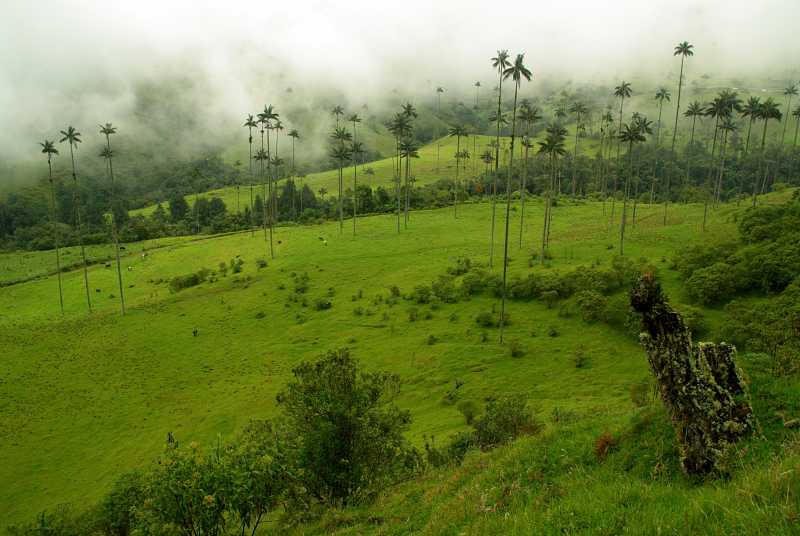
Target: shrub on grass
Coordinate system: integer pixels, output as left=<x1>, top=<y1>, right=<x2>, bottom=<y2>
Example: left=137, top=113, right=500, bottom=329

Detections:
left=508, top=339, right=525, bottom=358
left=457, top=400, right=481, bottom=425
left=472, top=395, right=540, bottom=449
left=575, top=290, right=608, bottom=323
left=168, top=268, right=210, bottom=292
left=594, top=431, right=618, bottom=462
left=314, top=298, right=332, bottom=311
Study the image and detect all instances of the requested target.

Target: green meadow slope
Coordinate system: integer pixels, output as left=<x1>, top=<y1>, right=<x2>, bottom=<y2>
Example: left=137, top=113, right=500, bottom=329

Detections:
left=3, top=188, right=798, bottom=530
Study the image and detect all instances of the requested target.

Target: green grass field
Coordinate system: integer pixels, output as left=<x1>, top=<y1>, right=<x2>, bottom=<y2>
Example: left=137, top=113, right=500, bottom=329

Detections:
left=5, top=184, right=796, bottom=530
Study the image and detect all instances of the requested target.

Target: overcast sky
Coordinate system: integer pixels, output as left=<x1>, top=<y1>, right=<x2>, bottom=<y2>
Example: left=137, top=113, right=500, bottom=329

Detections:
left=1, top=0, right=798, bottom=161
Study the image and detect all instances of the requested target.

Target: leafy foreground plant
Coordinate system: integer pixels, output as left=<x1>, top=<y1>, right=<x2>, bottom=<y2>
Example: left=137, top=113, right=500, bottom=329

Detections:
left=630, top=274, right=755, bottom=475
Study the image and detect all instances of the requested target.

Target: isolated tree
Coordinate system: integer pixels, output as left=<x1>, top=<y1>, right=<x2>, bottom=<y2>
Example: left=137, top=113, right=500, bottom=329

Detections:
left=793, top=105, right=800, bottom=148
left=568, top=101, right=588, bottom=197
left=331, top=105, right=344, bottom=129
left=610, top=81, right=632, bottom=227
left=650, top=88, right=671, bottom=205
left=59, top=125, right=92, bottom=312
left=781, top=84, right=798, bottom=144
left=288, top=129, right=300, bottom=175
left=618, top=116, right=650, bottom=255
left=331, top=127, right=353, bottom=233
left=499, top=52, right=532, bottom=342
left=740, top=97, right=761, bottom=156
left=435, top=86, right=445, bottom=173
left=40, top=140, right=64, bottom=314
left=99, top=122, right=126, bottom=315
left=474, top=81, right=481, bottom=108
left=259, top=105, right=280, bottom=257
left=448, top=125, right=468, bottom=217
left=244, top=114, right=258, bottom=234
left=399, top=138, right=419, bottom=228
left=753, top=97, right=782, bottom=206
left=683, top=101, right=704, bottom=184
left=488, top=49, right=511, bottom=268
left=517, top=104, right=541, bottom=247
left=713, top=118, right=737, bottom=207
left=537, top=123, right=567, bottom=263
left=669, top=41, right=694, bottom=152
left=351, top=140, right=364, bottom=235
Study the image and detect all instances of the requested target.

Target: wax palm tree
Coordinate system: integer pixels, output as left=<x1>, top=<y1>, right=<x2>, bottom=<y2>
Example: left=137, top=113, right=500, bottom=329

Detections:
left=448, top=124, right=469, bottom=217
left=259, top=105, right=279, bottom=257
left=537, top=123, right=567, bottom=263
left=59, top=126, right=91, bottom=312
left=351, top=140, right=364, bottom=235
left=568, top=101, right=588, bottom=197
left=517, top=104, right=541, bottom=248
left=474, top=81, right=481, bottom=109
left=498, top=52, right=532, bottom=342
left=244, top=114, right=258, bottom=235
left=617, top=117, right=649, bottom=255
left=740, top=97, right=761, bottom=156
left=792, top=105, right=800, bottom=148
left=650, top=88, right=671, bottom=206
left=610, top=81, right=632, bottom=228
left=683, top=101, right=704, bottom=185
left=399, top=138, right=419, bottom=228
left=99, top=122, right=126, bottom=315
left=782, top=84, right=798, bottom=144
left=753, top=97, right=782, bottom=205
left=388, top=113, right=411, bottom=207
left=40, top=140, right=64, bottom=314
left=713, top=118, right=737, bottom=207
left=288, top=129, right=300, bottom=175
left=435, top=87, right=446, bottom=173
left=331, top=127, right=353, bottom=233
left=670, top=41, right=694, bottom=151
left=488, top=49, right=511, bottom=268
left=331, top=105, right=344, bottom=129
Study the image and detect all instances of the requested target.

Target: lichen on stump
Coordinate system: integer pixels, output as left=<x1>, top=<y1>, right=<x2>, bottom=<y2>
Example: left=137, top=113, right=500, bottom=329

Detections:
left=630, top=273, right=755, bottom=476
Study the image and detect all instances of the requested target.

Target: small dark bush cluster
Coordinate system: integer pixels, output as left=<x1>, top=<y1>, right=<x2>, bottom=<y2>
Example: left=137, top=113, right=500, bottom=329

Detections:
left=475, top=310, right=509, bottom=328
left=168, top=267, right=211, bottom=292
left=314, top=297, right=332, bottom=310
left=292, top=271, right=310, bottom=294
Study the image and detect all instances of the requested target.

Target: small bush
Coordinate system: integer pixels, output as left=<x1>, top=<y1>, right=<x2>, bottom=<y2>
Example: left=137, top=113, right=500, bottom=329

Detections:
left=475, top=311, right=509, bottom=328
left=629, top=380, right=652, bottom=408
left=575, top=290, right=608, bottom=322
left=426, top=334, right=438, bottom=345
left=573, top=348, right=588, bottom=368
left=256, top=258, right=268, bottom=269
left=457, top=400, right=481, bottom=425
left=547, top=325, right=559, bottom=337
left=447, top=256, right=473, bottom=276
left=508, top=339, right=525, bottom=358
left=388, top=285, right=401, bottom=297
left=473, top=395, right=540, bottom=449
left=314, top=298, right=332, bottom=311
left=407, top=307, right=419, bottom=322
left=541, top=290, right=559, bottom=309
left=169, top=268, right=210, bottom=293
left=409, top=285, right=432, bottom=304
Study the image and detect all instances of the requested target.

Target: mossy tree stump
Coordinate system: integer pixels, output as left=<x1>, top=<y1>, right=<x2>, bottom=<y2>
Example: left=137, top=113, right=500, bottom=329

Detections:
left=630, top=274, right=755, bottom=475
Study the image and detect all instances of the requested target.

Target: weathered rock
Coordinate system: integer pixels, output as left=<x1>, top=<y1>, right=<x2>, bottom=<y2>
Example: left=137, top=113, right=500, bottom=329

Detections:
left=630, top=274, right=755, bottom=475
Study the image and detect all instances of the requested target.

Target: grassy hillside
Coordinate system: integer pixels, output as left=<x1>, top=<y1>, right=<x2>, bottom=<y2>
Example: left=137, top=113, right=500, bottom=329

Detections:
left=4, top=187, right=796, bottom=528
left=132, top=128, right=603, bottom=217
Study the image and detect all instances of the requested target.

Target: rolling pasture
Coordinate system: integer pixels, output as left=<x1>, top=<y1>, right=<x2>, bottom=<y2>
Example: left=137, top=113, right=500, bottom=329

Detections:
left=0, top=193, right=764, bottom=526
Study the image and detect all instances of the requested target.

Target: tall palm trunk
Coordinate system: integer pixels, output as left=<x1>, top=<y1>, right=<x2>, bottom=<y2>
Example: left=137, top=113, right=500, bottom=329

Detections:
left=489, top=70, right=504, bottom=268
left=714, top=129, right=730, bottom=207
left=541, top=153, right=554, bottom=265
left=753, top=119, right=770, bottom=207
left=518, top=141, right=529, bottom=248
left=499, top=83, right=519, bottom=343
left=47, top=160, right=64, bottom=314
left=68, top=143, right=92, bottom=312
left=352, top=123, right=358, bottom=236
left=652, top=100, right=664, bottom=206
left=665, top=55, right=686, bottom=224
left=105, top=134, right=125, bottom=315
left=782, top=95, right=793, bottom=144
left=454, top=136, right=461, bottom=218
left=619, top=140, right=634, bottom=255
left=702, top=117, right=720, bottom=231
left=744, top=117, right=755, bottom=156
left=610, top=96, right=625, bottom=231
left=571, top=116, right=580, bottom=197
left=794, top=115, right=800, bottom=148
left=404, top=152, right=411, bottom=227
left=248, top=127, right=255, bottom=237
left=685, top=115, right=698, bottom=185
